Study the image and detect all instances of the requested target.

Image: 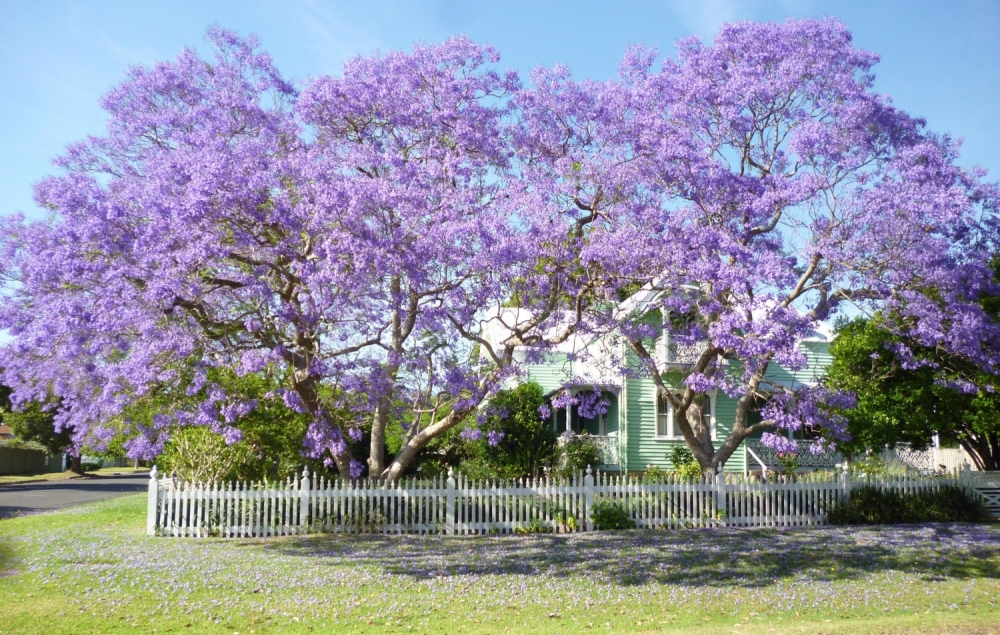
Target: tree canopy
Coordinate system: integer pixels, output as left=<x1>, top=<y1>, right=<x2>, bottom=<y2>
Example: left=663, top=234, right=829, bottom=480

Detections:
left=1, top=19, right=998, bottom=478
left=511, top=18, right=1000, bottom=471
left=826, top=317, right=1000, bottom=470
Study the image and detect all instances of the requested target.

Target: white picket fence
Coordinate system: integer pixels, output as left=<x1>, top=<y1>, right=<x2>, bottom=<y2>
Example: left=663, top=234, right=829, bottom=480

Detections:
left=145, top=467, right=1000, bottom=538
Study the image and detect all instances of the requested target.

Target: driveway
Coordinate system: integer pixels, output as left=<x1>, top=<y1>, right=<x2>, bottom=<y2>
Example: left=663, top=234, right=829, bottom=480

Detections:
left=0, top=474, right=149, bottom=520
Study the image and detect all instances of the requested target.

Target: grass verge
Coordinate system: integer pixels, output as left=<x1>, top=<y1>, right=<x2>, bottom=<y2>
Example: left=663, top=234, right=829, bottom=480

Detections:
left=0, top=467, right=149, bottom=486
left=1, top=495, right=998, bottom=634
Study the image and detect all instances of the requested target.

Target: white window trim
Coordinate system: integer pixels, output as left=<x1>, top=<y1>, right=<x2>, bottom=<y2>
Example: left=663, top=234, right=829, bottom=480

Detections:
left=654, top=391, right=717, bottom=441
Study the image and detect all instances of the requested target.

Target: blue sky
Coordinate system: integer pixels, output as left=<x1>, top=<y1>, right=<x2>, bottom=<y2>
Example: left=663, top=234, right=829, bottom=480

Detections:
left=2, top=0, right=999, bottom=220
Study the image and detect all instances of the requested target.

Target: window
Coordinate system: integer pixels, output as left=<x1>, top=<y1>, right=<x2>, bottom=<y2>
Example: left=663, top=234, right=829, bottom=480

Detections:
left=656, top=394, right=673, bottom=438
left=655, top=392, right=716, bottom=440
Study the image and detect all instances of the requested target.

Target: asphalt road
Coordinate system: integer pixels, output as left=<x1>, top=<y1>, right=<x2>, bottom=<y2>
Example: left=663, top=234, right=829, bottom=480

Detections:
left=0, top=474, right=149, bottom=520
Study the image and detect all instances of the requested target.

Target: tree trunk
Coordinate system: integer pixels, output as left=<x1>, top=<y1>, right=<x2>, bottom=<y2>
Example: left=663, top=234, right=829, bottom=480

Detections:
left=963, top=432, right=1000, bottom=471
left=368, top=391, right=394, bottom=477
left=293, top=378, right=355, bottom=480
left=681, top=405, right=717, bottom=476
left=382, top=408, right=471, bottom=482
left=988, top=433, right=1000, bottom=471
left=69, top=455, right=83, bottom=475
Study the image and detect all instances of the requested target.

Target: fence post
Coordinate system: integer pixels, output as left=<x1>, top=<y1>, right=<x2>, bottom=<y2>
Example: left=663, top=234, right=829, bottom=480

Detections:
left=446, top=467, right=456, bottom=535
left=961, top=468, right=971, bottom=491
left=714, top=465, right=725, bottom=527
left=300, top=467, right=311, bottom=532
left=839, top=463, right=852, bottom=502
left=146, top=466, right=159, bottom=537
left=584, top=465, right=595, bottom=532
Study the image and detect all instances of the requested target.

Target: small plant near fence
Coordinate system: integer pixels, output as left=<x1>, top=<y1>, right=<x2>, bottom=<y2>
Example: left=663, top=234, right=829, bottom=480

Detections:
left=667, top=446, right=703, bottom=480
left=590, top=501, right=634, bottom=530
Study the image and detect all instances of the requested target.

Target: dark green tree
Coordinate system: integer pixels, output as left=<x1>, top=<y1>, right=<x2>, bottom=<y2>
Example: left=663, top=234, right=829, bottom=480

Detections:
left=2, top=399, right=80, bottom=472
left=471, top=381, right=557, bottom=479
left=826, top=318, right=1000, bottom=470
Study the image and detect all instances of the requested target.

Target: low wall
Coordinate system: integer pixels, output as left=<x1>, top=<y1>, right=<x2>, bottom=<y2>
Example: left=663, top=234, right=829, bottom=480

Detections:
left=0, top=447, right=65, bottom=475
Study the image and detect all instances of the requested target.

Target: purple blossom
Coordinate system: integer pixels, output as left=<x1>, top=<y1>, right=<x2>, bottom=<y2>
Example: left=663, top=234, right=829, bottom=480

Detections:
left=460, top=428, right=484, bottom=442
left=349, top=460, right=365, bottom=479
left=486, top=430, right=505, bottom=447
left=219, top=399, right=257, bottom=424
left=760, top=433, right=799, bottom=454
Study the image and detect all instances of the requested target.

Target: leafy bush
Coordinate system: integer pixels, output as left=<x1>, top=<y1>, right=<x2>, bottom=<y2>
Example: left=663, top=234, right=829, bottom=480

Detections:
left=827, top=485, right=990, bottom=525
left=776, top=451, right=799, bottom=474
left=848, top=454, right=917, bottom=478
left=156, top=427, right=247, bottom=482
left=475, top=382, right=558, bottom=479
left=120, top=368, right=325, bottom=482
left=80, top=461, right=103, bottom=472
left=668, top=445, right=703, bottom=480
left=557, top=435, right=603, bottom=478
left=590, top=500, right=635, bottom=530
left=644, top=464, right=666, bottom=480
left=514, top=518, right=550, bottom=534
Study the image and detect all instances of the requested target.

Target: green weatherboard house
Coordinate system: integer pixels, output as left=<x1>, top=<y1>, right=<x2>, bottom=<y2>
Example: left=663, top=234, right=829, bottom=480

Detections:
left=482, top=302, right=835, bottom=474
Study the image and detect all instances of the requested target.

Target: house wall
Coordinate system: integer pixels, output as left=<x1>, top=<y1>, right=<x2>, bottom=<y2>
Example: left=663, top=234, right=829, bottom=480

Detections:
left=621, top=371, right=747, bottom=472
left=762, top=340, right=831, bottom=390
left=523, top=340, right=833, bottom=473
left=524, top=352, right=572, bottom=394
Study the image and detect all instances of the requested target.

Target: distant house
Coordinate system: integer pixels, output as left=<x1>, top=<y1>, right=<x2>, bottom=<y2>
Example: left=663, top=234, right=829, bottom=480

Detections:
left=481, top=295, right=837, bottom=474
left=0, top=425, right=13, bottom=439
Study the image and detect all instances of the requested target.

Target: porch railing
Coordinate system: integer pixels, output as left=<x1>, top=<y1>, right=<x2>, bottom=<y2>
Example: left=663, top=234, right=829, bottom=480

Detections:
left=557, top=433, right=621, bottom=468
left=745, top=439, right=844, bottom=473
left=665, top=341, right=708, bottom=365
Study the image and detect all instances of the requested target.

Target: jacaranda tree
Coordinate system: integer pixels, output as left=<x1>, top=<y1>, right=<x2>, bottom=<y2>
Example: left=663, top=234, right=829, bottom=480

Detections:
left=0, top=30, right=593, bottom=480
left=508, top=18, right=1000, bottom=472
left=1, top=19, right=997, bottom=479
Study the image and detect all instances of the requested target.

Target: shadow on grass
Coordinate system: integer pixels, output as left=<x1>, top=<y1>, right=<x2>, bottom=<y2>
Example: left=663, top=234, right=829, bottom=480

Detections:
left=0, top=537, right=16, bottom=576
left=247, top=523, right=1000, bottom=588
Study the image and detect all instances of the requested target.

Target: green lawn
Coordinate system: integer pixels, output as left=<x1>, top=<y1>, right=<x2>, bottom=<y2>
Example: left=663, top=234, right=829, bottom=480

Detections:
left=1, top=495, right=999, bottom=635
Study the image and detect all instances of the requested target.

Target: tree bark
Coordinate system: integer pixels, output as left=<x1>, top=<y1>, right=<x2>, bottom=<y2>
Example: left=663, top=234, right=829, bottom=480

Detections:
left=368, top=376, right=398, bottom=477
left=293, top=377, right=355, bottom=480
left=382, top=408, right=471, bottom=482
left=962, top=432, right=1000, bottom=471
left=69, top=454, right=83, bottom=475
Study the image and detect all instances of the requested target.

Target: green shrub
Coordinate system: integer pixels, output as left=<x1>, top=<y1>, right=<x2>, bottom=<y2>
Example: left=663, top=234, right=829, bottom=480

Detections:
left=590, top=500, right=635, bottom=530
left=827, top=485, right=990, bottom=525
left=557, top=435, right=603, bottom=478
left=848, top=454, right=917, bottom=478
left=776, top=451, right=799, bottom=474
left=644, top=464, right=666, bottom=481
left=80, top=461, right=103, bottom=472
left=668, top=445, right=703, bottom=480
left=514, top=518, right=550, bottom=534
left=156, top=427, right=248, bottom=482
